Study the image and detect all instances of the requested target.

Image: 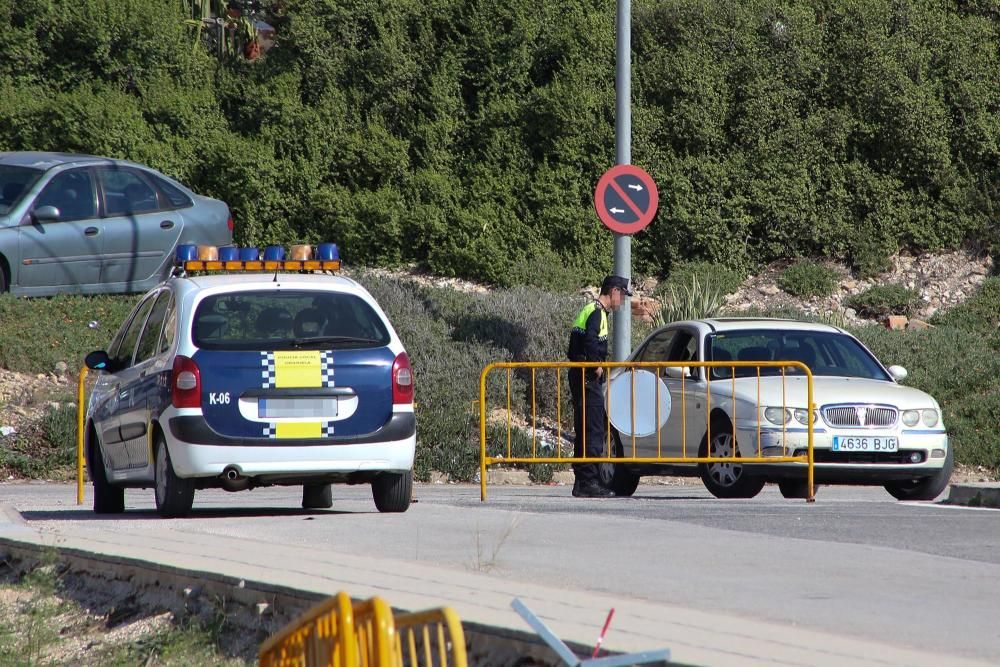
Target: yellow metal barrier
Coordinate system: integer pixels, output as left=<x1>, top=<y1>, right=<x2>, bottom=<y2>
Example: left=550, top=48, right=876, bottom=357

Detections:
left=76, top=366, right=88, bottom=506
left=392, top=607, right=468, bottom=667
left=259, top=592, right=467, bottom=667
left=478, top=360, right=815, bottom=501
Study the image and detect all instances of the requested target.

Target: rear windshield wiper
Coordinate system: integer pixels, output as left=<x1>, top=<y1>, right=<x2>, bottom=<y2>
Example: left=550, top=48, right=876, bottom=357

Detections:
left=290, top=335, right=378, bottom=348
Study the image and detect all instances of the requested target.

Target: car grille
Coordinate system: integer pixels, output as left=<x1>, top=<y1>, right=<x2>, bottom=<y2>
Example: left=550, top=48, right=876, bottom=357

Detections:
left=822, top=404, right=898, bottom=429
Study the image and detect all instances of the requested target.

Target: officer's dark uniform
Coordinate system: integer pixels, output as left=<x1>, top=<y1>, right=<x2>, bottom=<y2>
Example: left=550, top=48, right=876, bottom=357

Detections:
left=567, top=298, right=611, bottom=494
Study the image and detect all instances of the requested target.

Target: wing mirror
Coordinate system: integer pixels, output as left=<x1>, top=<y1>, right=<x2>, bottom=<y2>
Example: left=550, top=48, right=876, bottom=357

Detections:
left=887, top=365, right=908, bottom=382
left=85, top=350, right=112, bottom=372
left=32, top=205, right=61, bottom=222
left=664, top=365, right=693, bottom=380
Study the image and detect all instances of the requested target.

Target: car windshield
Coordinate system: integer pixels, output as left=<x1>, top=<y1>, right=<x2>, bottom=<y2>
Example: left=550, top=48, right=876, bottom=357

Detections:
left=193, top=290, right=391, bottom=350
left=706, top=329, right=891, bottom=381
left=0, top=166, right=43, bottom=215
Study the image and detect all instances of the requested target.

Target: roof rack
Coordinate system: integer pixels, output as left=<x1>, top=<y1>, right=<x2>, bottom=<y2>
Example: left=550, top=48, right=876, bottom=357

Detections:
left=174, top=243, right=341, bottom=275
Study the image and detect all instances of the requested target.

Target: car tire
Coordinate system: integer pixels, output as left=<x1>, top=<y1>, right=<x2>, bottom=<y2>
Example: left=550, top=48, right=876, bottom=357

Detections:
left=154, top=435, right=195, bottom=518
left=302, top=483, right=333, bottom=509
left=0, top=265, right=7, bottom=294
left=884, top=446, right=954, bottom=501
left=372, top=471, right=412, bottom=513
left=598, top=431, right=640, bottom=497
left=698, top=416, right=765, bottom=499
left=90, top=431, right=124, bottom=514
left=777, top=479, right=816, bottom=499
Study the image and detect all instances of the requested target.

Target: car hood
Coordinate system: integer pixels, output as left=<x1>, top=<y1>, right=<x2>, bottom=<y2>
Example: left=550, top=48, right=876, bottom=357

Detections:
left=714, top=375, right=939, bottom=409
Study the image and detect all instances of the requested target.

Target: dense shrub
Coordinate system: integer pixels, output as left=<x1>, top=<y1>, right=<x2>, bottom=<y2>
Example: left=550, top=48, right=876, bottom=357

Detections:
left=931, top=278, right=1000, bottom=333
left=0, top=294, right=141, bottom=375
left=778, top=262, right=839, bottom=298
left=845, top=285, right=919, bottom=319
left=657, top=261, right=745, bottom=298
left=654, top=275, right=724, bottom=324
left=0, top=0, right=996, bottom=289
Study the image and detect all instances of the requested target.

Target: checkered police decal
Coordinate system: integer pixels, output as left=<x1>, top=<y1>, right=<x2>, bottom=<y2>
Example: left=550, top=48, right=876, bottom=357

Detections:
left=259, top=351, right=336, bottom=438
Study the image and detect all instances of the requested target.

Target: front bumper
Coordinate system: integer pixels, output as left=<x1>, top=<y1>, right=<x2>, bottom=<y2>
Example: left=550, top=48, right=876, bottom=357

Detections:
left=742, top=425, right=949, bottom=483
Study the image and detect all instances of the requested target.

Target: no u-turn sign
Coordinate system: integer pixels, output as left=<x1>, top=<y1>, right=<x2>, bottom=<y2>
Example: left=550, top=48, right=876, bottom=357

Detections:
left=594, top=164, right=659, bottom=235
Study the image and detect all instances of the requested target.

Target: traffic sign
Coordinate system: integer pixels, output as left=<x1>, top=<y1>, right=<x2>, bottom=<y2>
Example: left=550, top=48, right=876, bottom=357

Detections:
left=594, top=164, right=659, bottom=234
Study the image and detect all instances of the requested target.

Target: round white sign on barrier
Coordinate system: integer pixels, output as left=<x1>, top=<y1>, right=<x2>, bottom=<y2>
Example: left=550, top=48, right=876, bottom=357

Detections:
left=606, top=369, right=671, bottom=438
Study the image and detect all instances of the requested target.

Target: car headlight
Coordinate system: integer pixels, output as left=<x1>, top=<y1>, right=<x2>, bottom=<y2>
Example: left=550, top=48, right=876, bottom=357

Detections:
left=901, top=410, right=920, bottom=427
left=922, top=409, right=939, bottom=428
left=764, top=407, right=791, bottom=425
left=793, top=408, right=817, bottom=425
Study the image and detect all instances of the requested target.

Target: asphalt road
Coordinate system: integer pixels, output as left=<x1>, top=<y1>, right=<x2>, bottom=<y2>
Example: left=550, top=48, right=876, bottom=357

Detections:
left=4, top=480, right=999, bottom=663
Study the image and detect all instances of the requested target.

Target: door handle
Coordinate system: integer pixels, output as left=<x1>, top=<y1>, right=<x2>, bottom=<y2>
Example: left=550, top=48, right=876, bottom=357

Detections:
left=84, top=227, right=99, bottom=236
left=160, top=220, right=174, bottom=229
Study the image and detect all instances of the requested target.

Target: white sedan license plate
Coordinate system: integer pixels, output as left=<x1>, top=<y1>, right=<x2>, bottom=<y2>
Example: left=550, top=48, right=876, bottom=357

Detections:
left=832, top=436, right=898, bottom=452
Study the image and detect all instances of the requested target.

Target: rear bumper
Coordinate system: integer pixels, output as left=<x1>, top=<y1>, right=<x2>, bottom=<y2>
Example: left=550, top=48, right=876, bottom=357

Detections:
left=163, top=412, right=416, bottom=478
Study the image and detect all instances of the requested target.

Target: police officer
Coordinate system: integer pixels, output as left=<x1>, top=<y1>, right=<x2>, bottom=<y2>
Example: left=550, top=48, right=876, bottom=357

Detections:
left=567, top=275, right=631, bottom=497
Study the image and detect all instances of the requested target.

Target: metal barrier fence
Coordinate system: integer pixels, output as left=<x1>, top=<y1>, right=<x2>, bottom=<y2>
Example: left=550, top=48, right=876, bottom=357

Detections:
left=478, top=360, right=815, bottom=501
left=258, top=591, right=468, bottom=667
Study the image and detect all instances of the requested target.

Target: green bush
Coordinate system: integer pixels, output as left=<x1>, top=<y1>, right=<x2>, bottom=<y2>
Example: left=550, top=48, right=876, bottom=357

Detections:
left=0, top=294, right=141, bottom=375
left=777, top=262, right=839, bottom=298
left=931, top=277, right=1000, bottom=332
left=654, top=275, right=724, bottom=325
left=845, top=284, right=919, bottom=319
left=658, top=261, right=745, bottom=298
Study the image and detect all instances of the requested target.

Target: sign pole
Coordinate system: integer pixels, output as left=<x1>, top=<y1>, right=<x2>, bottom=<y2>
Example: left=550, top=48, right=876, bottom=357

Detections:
left=612, top=0, right=632, bottom=362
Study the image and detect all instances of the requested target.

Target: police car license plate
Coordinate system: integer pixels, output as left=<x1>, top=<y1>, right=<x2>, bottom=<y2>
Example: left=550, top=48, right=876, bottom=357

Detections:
left=258, top=398, right=338, bottom=419
left=832, top=436, right=898, bottom=452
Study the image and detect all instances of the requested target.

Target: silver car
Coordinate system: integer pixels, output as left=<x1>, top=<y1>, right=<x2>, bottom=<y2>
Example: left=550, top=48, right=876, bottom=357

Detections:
left=0, top=152, right=232, bottom=296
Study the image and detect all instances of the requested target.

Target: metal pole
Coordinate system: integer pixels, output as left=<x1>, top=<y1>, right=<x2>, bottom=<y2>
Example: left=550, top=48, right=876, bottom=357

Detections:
left=612, top=0, right=632, bottom=362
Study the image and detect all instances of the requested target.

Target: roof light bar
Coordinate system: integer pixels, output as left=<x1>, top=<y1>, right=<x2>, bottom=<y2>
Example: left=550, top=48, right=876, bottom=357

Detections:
left=176, top=244, right=340, bottom=273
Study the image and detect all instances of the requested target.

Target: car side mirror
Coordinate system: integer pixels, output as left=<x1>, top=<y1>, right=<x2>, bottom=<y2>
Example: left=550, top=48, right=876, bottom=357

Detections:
left=887, top=365, right=908, bottom=382
left=664, top=366, right=692, bottom=380
left=32, top=205, right=60, bottom=222
left=85, top=350, right=113, bottom=372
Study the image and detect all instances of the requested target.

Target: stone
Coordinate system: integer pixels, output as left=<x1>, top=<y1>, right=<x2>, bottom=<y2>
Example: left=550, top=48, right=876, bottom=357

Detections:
left=906, top=319, right=933, bottom=330
left=886, top=315, right=909, bottom=330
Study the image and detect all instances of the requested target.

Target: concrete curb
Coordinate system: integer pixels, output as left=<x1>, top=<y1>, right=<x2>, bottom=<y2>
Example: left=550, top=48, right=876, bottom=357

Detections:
left=944, top=483, right=1000, bottom=509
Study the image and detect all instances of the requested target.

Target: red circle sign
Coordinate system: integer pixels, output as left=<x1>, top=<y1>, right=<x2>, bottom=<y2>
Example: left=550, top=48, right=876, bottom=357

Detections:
left=594, top=164, right=659, bottom=234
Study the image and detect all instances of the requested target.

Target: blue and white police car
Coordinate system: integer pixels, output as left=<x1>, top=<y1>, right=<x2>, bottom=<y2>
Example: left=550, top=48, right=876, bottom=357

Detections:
left=83, top=244, right=415, bottom=517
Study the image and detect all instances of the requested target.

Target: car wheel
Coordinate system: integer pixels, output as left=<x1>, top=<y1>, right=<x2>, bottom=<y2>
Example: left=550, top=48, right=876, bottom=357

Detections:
left=0, top=266, right=7, bottom=294
left=372, top=471, right=412, bottom=513
left=302, top=483, right=333, bottom=509
left=884, top=447, right=954, bottom=501
left=698, top=417, right=765, bottom=499
left=777, top=479, right=815, bottom=499
left=598, top=431, right=640, bottom=497
left=154, top=434, right=195, bottom=518
left=90, top=431, right=124, bottom=514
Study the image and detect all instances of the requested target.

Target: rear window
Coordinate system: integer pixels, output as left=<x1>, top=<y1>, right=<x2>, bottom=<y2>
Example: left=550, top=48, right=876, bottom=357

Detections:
left=193, top=290, right=391, bottom=351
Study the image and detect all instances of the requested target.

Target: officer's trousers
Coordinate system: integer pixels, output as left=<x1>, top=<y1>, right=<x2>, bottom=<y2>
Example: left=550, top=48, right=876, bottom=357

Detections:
left=569, top=371, right=606, bottom=487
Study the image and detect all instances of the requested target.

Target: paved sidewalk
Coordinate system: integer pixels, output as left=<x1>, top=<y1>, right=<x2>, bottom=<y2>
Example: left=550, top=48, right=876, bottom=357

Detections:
left=0, top=503, right=992, bottom=667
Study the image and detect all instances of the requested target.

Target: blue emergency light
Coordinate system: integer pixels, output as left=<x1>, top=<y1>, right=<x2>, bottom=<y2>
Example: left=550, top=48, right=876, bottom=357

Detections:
left=175, top=243, right=341, bottom=273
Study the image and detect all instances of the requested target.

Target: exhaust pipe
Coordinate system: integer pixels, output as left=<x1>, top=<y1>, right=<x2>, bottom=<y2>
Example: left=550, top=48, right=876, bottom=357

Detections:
left=219, top=466, right=251, bottom=492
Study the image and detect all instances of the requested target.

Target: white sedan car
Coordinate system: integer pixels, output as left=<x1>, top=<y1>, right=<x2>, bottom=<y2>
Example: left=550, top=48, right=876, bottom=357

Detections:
left=604, top=318, right=951, bottom=500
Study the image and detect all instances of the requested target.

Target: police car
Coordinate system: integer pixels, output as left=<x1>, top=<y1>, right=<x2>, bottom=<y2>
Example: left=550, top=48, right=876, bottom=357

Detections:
left=83, top=243, right=415, bottom=517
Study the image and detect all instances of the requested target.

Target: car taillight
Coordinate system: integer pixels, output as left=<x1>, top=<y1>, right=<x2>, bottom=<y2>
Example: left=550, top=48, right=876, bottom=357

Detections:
left=171, top=355, right=201, bottom=408
left=392, top=352, right=413, bottom=404
left=227, top=215, right=234, bottom=232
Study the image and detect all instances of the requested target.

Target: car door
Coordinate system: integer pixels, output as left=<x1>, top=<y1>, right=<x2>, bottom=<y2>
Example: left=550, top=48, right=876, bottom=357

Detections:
left=117, top=289, right=173, bottom=474
left=628, top=327, right=707, bottom=459
left=97, top=167, right=183, bottom=289
left=18, top=168, right=102, bottom=288
left=99, top=295, right=157, bottom=474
